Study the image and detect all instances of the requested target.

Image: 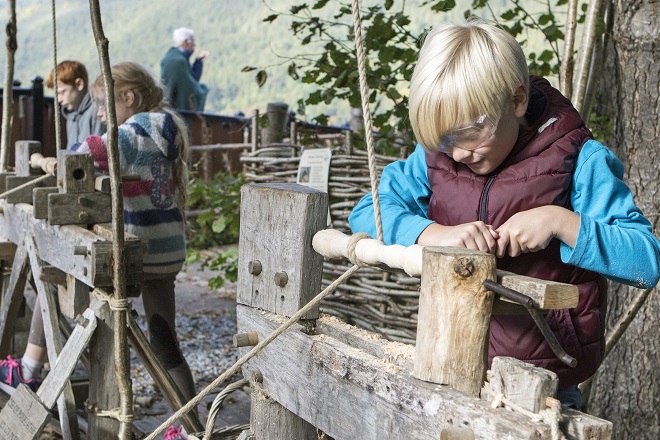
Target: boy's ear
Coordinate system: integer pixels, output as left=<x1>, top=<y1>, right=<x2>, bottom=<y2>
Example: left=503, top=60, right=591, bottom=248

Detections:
left=74, top=78, right=86, bottom=92
left=512, top=84, right=529, bottom=118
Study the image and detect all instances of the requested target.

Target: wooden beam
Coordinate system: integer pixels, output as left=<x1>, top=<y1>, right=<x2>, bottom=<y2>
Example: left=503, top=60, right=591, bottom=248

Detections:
left=237, top=305, right=556, bottom=440
left=5, top=175, right=57, bottom=204
left=26, top=237, right=80, bottom=439
left=47, top=192, right=112, bottom=225
left=0, top=242, right=30, bottom=356
left=58, top=275, right=90, bottom=320
left=57, top=150, right=95, bottom=194
left=0, top=201, right=142, bottom=287
left=250, top=381, right=317, bottom=440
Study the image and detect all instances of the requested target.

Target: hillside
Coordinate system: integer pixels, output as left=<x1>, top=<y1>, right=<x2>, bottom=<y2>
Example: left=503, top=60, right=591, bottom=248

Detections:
left=0, top=0, right=539, bottom=124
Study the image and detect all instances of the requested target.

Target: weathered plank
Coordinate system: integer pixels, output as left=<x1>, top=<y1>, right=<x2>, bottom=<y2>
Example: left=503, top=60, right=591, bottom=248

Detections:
left=560, top=408, right=613, bottom=440
left=414, top=247, right=495, bottom=397
left=0, top=309, right=96, bottom=440
left=48, top=192, right=112, bottom=225
left=0, top=242, right=30, bottom=357
left=237, top=305, right=556, bottom=440
left=0, top=385, right=51, bottom=439
left=32, top=187, right=58, bottom=219
left=0, top=242, right=16, bottom=261
left=27, top=237, right=80, bottom=439
left=0, top=201, right=142, bottom=286
left=58, top=275, right=90, bottom=320
left=237, top=183, right=327, bottom=318
left=5, top=175, right=57, bottom=204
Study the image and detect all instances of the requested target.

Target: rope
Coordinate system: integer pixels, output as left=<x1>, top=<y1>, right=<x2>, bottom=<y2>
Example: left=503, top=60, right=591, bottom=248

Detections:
left=92, top=288, right=130, bottom=312
left=484, top=382, right=565, bottom=440
left=144, top=264, right=361, bottom=440
left=351, top=0, right=383, bottom=242
left=202, top=378, right=249, bottom=440
left=51, top=0, right=61, bottom=151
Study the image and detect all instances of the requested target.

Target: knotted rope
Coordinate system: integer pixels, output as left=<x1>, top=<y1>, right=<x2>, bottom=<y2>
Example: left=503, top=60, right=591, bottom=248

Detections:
left=346, top=232, right=371, bottom=266
left=93, top=288, right=130, bottom=312
left=351, top=0, right=383, bottom=242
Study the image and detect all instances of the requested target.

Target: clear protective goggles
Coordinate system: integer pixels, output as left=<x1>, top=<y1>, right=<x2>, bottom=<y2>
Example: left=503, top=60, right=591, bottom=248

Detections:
left=438, top=115, right=499, bottom=155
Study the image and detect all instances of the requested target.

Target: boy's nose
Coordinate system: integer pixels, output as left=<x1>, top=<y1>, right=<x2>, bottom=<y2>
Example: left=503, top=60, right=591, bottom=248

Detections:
left=451, top=147, right=473, bottom=163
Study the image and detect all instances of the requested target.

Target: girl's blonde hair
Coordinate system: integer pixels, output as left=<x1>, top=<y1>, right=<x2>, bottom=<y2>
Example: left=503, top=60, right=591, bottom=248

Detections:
left=93, top=61, right=189, bottom=210
left=409, top=19, right=529, bottom=152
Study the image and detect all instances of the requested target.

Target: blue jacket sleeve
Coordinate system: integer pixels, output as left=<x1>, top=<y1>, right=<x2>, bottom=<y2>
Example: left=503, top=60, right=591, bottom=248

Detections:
left=348, top=144, right=434, bottom=246
left=561, top=140, right=660, bottom=288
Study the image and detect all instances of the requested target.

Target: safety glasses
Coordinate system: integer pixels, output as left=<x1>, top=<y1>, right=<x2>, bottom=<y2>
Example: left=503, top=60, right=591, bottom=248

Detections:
left=438, top=115, right=499, bottom=155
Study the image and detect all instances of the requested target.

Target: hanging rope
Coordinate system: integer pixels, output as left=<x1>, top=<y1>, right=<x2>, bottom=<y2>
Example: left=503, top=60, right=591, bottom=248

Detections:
left=51, top=0, right=61, bottom=151
left=144, top=264, right=361, bottom=440
left=351, top=0, right=383, bottom=242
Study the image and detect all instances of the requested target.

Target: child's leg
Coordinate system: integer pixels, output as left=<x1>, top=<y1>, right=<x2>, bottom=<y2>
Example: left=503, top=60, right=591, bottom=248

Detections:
left=141, top=273, right=196, bottom=402
left=23, top=298, right=48, bottom=379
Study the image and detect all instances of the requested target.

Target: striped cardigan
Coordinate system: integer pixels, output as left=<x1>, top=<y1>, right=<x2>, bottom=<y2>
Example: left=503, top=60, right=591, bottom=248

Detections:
left=72, top=111, right=186, bottom=274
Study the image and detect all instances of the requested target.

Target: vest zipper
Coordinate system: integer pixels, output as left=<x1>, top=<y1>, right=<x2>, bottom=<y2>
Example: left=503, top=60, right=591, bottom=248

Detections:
left=479, top=172, right=498, bottom=223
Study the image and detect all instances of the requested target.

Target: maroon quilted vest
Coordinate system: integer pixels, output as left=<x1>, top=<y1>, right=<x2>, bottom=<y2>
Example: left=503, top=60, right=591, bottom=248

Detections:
left=425, top=77, right=607, bottom=388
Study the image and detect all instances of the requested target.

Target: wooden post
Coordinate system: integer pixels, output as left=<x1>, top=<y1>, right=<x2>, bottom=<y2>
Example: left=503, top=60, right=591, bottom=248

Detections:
left=0, top=240, right=29, bottom=356
left=413, top=247, right=496, bottom=397
left=261, top=102, right=288, bottom=145
left=489, top=357, right=558, bottom=413
left=87, top=298, right=121, bottom=439
left=237, top=183, right=327, bottom=319
left=250, top=380, right=317, bottom=440
left=237, top=183, right=327, bottom=440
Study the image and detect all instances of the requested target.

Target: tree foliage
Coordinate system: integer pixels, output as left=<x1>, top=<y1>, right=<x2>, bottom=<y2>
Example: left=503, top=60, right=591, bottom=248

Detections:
left=250, top=0, right=590, bottom=151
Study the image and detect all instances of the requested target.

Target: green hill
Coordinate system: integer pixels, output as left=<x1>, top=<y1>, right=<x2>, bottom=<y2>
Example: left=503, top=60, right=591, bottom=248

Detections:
left=1, top=0, right=543, bottom=125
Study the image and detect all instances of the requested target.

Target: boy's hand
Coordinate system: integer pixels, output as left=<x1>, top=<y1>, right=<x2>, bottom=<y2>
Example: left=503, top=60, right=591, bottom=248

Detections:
left=495, top=206, right=579, bottom=258
left=417, top=221, right=499, bottom=254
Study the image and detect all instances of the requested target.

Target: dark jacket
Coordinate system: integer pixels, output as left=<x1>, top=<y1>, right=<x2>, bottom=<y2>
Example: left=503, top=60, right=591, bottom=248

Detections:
left=62, top=93, right=105, bottom=146
left=425, top=76, right=607, bottom=388
left=160, top=47, right=208, bottom=112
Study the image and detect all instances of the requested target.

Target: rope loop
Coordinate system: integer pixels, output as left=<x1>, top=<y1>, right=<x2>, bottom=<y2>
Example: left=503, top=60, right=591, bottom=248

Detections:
left=346, top=232, right=371, bottom=267
left=85, top=402, right=135, bottom=423
left=93, top=288, right=130, bottom=312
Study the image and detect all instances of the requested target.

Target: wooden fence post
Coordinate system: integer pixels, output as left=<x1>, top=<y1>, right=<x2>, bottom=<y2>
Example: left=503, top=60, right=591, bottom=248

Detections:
left=237, top=183, right=327, bottom=440
left=413, top=247, right=496, bottom=397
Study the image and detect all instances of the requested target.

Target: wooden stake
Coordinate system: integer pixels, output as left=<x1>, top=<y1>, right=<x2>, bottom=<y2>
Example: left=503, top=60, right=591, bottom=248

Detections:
left=413, top=247, right=495, bottom=397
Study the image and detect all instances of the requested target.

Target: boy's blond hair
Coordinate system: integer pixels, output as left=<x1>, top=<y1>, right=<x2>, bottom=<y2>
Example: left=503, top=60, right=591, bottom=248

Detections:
left=409, top=19, right=529, bottom=152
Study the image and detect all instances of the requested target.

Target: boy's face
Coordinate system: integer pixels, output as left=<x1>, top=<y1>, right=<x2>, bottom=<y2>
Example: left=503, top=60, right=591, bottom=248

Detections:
left=56, top=79, right=86, bottom=111
left=446, top=86, right=528, bottom=175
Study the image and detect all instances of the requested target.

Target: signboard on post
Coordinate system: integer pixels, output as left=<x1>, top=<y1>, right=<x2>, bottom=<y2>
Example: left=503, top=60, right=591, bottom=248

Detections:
left=296, top=148, right=332, bottom=225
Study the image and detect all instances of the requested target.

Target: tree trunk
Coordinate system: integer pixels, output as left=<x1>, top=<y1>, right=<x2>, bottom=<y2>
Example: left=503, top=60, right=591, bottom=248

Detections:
left=588, top=1, right=660, bottom=438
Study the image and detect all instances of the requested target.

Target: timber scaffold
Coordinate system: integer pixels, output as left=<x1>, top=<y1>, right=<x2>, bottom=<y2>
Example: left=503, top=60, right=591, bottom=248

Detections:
left=0, top=141, right=204, bottom=439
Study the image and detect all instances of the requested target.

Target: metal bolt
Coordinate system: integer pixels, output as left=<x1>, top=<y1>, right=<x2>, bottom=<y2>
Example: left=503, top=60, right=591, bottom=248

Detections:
left=453, top=258, right=474, bottom=278
left=274, top=271, right=288, bottom=287
left=248, top=260, right=262, bottom=276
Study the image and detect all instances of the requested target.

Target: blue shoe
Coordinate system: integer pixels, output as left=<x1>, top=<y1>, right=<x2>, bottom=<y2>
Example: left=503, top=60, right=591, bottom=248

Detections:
left=0, top=356, right=40, bottom=395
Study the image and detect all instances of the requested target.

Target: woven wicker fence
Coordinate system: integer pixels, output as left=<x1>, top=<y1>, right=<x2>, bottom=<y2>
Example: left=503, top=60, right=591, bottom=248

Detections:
left=241, top=136, right=421, bottom=343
